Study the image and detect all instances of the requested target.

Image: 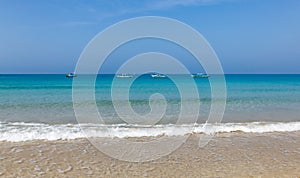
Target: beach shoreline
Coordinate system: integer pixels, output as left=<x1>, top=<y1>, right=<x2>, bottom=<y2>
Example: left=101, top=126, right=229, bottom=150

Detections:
left=1, top=131, right=299, bottom=177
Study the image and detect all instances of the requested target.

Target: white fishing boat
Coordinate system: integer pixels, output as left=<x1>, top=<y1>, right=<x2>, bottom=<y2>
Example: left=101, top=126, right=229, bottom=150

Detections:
left=191, top=73, right=210, bottom=78
left=151, top=73, right=166, bottom=78
left=116, top=74, right=134, bottom=78
left=66, top=73, right=77, bottom=78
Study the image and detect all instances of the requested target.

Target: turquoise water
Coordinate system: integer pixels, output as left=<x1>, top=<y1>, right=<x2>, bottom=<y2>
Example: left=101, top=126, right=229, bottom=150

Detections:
left=1, top=74, right=300, bottom=141
left=1, top=74, right=300, bottom=124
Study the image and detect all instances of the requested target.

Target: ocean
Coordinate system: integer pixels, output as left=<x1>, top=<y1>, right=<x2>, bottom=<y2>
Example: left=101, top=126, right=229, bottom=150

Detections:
left=0, top=74, right=300, bottom=142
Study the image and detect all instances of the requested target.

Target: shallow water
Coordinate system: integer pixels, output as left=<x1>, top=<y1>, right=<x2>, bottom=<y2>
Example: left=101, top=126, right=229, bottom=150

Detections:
left=0, top=74, right=300, bottom=141
left=0, top=132, right=299, bottom=177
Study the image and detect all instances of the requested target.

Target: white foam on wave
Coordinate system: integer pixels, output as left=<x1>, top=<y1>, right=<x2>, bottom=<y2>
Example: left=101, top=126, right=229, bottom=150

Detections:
left=0, top=121, right=300, bottom=142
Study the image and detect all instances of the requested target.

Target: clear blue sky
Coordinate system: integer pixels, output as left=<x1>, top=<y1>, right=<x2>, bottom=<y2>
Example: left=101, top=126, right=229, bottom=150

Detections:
left=0, top=0, right=299, bottom=74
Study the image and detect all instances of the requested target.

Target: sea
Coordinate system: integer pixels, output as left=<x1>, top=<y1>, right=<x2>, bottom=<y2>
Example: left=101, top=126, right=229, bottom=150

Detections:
left=0, top=74, right=300, bottom=142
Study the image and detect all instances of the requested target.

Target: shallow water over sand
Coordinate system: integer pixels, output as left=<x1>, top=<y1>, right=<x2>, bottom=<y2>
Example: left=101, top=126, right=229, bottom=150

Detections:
left=0, top=132, right=299, bottom=177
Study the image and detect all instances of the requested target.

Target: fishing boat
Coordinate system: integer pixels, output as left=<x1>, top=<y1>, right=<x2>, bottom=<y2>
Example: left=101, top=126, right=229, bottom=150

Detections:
left=66, top=73, right=77, bottom=78
left=116, top=74, right=134, bottom=78
left=151, top=73, right=166, bottom=78
left=191, top=73, right=210, bottom=78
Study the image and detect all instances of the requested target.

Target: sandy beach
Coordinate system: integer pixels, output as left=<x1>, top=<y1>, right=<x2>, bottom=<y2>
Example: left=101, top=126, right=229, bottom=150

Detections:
left=2, top=0, right=300, bottom=177
left=1, top=131, right=299, bottom=177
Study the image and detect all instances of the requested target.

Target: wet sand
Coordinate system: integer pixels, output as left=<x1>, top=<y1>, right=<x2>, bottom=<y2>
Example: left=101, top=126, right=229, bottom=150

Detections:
left=0, top=132, right=299, bottom=177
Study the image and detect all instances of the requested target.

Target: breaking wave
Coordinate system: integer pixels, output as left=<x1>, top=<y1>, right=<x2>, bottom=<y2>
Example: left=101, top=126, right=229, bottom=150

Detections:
left=0, top=121, right=300, bottom=142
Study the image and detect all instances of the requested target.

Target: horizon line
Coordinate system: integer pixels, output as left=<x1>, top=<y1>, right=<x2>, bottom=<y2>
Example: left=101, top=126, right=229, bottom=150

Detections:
left=1, top=73, right=300, bottom=75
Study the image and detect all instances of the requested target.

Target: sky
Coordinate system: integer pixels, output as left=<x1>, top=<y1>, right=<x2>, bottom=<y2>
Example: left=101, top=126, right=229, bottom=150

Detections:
left=0, top=0, right=300, bottom=74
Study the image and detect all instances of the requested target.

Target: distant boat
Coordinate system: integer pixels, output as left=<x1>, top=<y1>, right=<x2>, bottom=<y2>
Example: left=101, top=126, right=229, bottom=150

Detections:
left=191, top=73, right=210, bottom=78
left=66, top=73, right=77, bottom=78
left=116, top=74, right=134, bottom=78
left=151, top=73, right=166, bottom=78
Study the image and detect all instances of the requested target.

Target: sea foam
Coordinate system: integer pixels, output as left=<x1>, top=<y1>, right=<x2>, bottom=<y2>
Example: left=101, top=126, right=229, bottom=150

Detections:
left=0, top=121, right=300, bottom=142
